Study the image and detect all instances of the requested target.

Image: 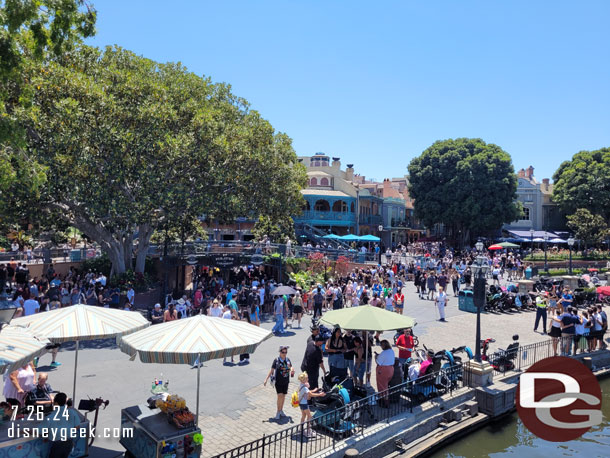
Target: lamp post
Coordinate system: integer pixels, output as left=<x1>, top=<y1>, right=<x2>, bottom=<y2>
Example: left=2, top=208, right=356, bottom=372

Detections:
left=378, top=224, right=384, bottom=264
left=471, top=240, right=490, bottom=363
left=567, top=236, right=575, bottom=274
left=543, top=233, right=549, bottom=273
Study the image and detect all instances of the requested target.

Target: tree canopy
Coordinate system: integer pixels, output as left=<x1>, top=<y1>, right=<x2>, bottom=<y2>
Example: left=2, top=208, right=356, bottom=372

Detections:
left=1, top=0, right=96, bottom=229
left=566, top=208, right=609, bottom=248
left=14, top=45, right=305, bottom=274
left=552, top=147, right=610, bottom=222
left=407, top=138, right=520, bottom=243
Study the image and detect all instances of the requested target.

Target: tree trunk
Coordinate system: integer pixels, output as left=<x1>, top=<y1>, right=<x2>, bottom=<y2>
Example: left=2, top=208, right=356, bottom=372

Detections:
left=123, top=233, right=134, bottom=272
left=134, top=224, right=153, bottom=274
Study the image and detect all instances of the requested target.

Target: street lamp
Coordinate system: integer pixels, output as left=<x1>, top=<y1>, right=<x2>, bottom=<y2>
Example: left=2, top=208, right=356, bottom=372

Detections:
left=378, top=225, right=384, bottom=264
left=471, top=240, right=490, bottom=363
left=567, top=236, right=575, bottom=274
left=543, top=233, right=549, bottom=273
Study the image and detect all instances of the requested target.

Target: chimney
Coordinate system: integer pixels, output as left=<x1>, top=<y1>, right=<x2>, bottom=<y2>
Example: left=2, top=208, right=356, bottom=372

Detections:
left=332, top=157, right=341, bottom=170
left=383, top=178, right=391, bottom=195
left=346, top=164, right=354, bottom=181
left=526, top=166, right=534, bottom=179
left=517, top=169, right=525, bottom=178
left=542, top=178, right=550, bottom=191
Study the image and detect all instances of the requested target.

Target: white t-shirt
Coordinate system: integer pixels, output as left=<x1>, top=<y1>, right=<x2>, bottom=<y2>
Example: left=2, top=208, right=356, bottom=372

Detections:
left=222, top=310, right=232, bottom=320
left=175, top=303, right=187, bottom=318
left=210, top=306, right=223, bottom=318
left=437, top=292, right=447, bottom=306
left=23, top=299, right=40, bottom=316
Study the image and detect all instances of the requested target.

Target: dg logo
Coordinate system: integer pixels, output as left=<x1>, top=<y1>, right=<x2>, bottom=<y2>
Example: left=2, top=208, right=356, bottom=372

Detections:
left=516, top=356, right=603, bottom=442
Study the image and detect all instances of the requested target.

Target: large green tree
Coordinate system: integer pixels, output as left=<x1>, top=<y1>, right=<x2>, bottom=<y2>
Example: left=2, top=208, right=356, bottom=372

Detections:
left=408, top=138, right=520, bottom=244
left=16, top=46, right=305, bottom=275
left=1, top=0, right=96, bottom=227
left=566, top=208, right=608, bottom=248
left=552, top=147, right=610, bottom=223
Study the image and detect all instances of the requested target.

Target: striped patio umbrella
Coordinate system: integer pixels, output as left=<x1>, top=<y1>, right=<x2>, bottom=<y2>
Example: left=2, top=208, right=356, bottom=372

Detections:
left=0, top=325, right=51, bottom=374
left=118, top=315, right=272, bottom=421
left=13, top=304, right=149, bottom=401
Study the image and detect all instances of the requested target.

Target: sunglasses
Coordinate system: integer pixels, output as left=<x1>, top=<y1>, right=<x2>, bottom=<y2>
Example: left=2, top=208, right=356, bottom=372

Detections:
left=280, top=350, right=287, bottom=354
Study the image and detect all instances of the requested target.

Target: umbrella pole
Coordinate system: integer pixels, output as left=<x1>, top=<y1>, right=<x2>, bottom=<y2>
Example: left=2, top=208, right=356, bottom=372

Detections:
left=72, top=340, right=79, bottom=403
left=196, top=352, right=201, bottom=424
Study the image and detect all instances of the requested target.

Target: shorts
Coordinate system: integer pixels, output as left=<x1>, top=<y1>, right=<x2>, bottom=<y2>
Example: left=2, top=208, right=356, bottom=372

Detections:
left=344, top=359, right=354, bottom=374
left=385, top=304, right=393, bottom=311
left=275, top=383, right=288, bottom=395
left=293, top=306, right=303, bottom=314
left=299, top=404, right=310, bottom=411
left=549, top=327, right=562, bottom=338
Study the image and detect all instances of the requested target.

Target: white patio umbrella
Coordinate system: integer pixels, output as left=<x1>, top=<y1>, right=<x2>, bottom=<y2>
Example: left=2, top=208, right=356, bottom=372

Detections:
left=13, top=304, right=150, bottom=401
left=117, top=315, right=272, bottom=422
left=0, top=325, right=51, bottom=374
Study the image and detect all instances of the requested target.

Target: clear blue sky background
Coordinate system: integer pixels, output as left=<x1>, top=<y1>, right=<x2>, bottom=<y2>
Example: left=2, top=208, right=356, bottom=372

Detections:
left=87, top=0, right=609, bottom=182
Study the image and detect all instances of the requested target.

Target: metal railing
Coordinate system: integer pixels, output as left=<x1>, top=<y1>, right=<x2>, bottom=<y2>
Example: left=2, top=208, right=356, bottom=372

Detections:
left=0, top=247, right=101, bottom=263
left=212, top=364, right=464, bottom=458
left=149, top=241, right=382, bottom=264
left=488, top=335, right=583, bottom=375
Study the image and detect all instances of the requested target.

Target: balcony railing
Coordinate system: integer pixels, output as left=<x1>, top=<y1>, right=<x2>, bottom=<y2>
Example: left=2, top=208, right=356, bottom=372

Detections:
left=294, top=210, right=356, bottom=223
left=359, top=215, right=382, bottom=225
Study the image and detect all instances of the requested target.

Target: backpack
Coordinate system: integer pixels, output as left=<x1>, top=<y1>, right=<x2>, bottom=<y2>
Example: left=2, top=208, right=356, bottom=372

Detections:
left=291, top=390, right=300, bottom=408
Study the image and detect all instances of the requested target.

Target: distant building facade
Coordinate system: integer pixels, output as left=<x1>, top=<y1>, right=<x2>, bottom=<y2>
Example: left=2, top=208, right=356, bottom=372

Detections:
left=294, top=152, right=424, bottom=247
left=503, top=166, right=567, bottom=233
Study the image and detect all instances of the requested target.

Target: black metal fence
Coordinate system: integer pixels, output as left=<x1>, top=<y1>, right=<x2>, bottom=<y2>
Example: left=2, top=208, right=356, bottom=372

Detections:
left=488, top=335, right=583, bottom=375
left=211, top=364, right=464, bottom=458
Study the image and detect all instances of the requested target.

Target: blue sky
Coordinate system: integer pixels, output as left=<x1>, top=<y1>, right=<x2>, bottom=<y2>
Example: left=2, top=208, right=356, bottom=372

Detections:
left=87, top=1, right=609, bottom=182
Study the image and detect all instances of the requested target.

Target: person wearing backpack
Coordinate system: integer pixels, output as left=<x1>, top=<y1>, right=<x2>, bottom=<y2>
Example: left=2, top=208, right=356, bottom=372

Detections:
left=264, top=346, right=294, bottom=420
left=296, top=372, right=325, bottom=438
left=313, top=287, right=324, bottom=318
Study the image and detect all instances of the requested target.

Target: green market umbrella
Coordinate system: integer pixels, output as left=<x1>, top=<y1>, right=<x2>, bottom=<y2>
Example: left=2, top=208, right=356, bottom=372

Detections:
left=320, top=305, right=416, bottom=331
left=497, top=241, right=520, bottom=248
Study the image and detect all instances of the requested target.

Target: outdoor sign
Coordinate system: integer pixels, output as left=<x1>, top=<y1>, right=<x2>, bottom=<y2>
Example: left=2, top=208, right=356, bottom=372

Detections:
left=250, top=254, right=264, bottom=265
left=210, top=254, right=240, bottom=268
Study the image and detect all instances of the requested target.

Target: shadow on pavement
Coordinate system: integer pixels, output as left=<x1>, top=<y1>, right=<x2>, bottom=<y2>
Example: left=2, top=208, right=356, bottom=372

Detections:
left=60, top=339, right=118, bottom=351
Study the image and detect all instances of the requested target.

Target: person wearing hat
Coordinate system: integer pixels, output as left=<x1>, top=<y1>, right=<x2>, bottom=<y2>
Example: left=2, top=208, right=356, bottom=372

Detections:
left=307, top=325, right=320, bottom=344
left=151, top=303, right=163, bottom=325
left=176, top=297, right=187, bottom=319
left=264, top=346, right=294, bottom=420
left=533, top=292, right=548, bottom=334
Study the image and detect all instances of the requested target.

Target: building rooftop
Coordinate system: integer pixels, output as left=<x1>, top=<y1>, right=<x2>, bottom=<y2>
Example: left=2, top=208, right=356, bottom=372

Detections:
left=301, top=189, right=352, bottom=198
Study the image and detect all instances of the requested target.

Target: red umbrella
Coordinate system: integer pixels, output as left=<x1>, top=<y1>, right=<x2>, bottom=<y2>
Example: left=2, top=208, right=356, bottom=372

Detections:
left=596, top=286, right=610, bottom=297
left=488, top=244, right=503, bottom=250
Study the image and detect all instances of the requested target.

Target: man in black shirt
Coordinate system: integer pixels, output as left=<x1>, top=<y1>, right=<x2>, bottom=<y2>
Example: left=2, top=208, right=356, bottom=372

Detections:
left=301, top=336, right=326, bottom=390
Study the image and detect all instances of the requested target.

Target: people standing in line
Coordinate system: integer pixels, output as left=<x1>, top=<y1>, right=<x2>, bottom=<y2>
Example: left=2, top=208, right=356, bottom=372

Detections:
left=374, top=340, right=395, bottom=408
left=597, top=304, right=608, bottom=350
left=327, top=326, right=346, bottom=374
left=548, top=309, right=562, bottom=356
left=264, top=346, right=294, bottom=420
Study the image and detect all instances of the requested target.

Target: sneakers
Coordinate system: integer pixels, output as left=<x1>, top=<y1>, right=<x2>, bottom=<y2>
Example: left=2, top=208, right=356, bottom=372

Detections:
left=274, top=412, right=281, bottom=420
left=50, top=361, right=61, bottom=367
left=279, top=410, right=287, bottom=418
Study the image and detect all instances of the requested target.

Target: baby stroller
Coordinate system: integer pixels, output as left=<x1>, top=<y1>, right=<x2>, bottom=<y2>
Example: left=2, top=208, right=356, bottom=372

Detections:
left=312, top=375, right=358, bottom=436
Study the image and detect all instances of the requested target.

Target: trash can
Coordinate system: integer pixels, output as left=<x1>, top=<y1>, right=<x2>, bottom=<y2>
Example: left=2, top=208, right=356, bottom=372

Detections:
left=531, top=266, right=539, bottom=277
left=458, top=289, right=477, bottom=313
left=525, top=267, right=532, bottom=279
